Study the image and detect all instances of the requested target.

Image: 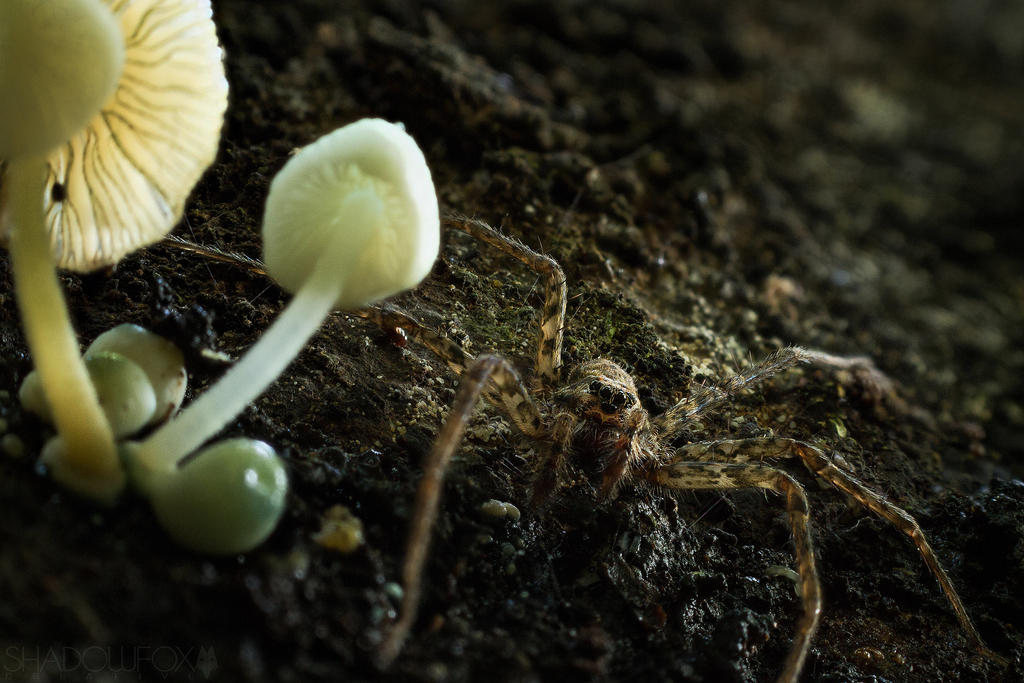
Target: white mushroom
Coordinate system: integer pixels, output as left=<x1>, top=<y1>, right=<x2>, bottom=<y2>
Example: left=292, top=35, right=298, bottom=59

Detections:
left=262, top=118, right=440, bottom=309
left=86, top=324, right=187, bottom=427
left=4, top=0, right=230, bottom=270
left=20, top=350, right=157, bottom=438
left=0, top=0, right=227, bottom=502
left=129, top=118, right=439, bottom=475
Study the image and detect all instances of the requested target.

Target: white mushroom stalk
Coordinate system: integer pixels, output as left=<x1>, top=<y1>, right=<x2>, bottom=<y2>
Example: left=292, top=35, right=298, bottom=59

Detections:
left=7, top=160, right=122, bottom=498
left=0, top=0, right=227, bottom=502
left=2, top=0, right=127, bottom=501
left=130, top=119, right=440, bottom=475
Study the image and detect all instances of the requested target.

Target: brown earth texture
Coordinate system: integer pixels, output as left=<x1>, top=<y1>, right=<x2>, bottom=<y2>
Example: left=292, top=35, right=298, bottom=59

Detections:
left=1, top=1, right=1023, bottom=682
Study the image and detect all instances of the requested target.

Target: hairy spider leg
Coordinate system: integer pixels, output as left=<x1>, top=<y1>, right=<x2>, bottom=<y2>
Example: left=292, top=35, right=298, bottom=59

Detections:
left=378, top=354, right=538, bottom=666
left=358, top=305, right=544, bottom=438
left=676, top=437, right=1007, bottom=667
left=448, top=214, right=567, bottom=387
left=797, top=348, right=896, bottom=405
left=358, top=306, right=473, bottom=375
left=655, top=347, right=898, bottom=440
left=654, top=346, right=813, bottom=437
left=645, top=459, right=820, bottom=683
left=527, top=410, right=576, bottom=507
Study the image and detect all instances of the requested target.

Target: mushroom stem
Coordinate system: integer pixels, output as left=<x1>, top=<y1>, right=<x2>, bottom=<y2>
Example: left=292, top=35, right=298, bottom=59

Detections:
left=132, top=264, right=340, bottom=474
left=7, top=156, right=122, bottom=501
left=132, top=191, right=383, bottom=474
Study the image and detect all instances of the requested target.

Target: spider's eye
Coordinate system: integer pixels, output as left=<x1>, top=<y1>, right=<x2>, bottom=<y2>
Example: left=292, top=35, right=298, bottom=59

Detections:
left=588, top=380, right=601, bottom=395
left=611, top=391, right=627, bottom=408
left=599, top=385, right=613, bottom=401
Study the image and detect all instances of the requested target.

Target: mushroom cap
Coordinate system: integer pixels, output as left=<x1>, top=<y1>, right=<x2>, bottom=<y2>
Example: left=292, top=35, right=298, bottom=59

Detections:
left=19, top=351, right=157, bottom=438
left=0, top=0, right=124, bottom=159
left=1, top=0, right=229, bottom=272
left=262, top=118, right=440, bottom=310
left=82, top=351, right=158, bottom=438
left=86, top=323, right=187, bottom=427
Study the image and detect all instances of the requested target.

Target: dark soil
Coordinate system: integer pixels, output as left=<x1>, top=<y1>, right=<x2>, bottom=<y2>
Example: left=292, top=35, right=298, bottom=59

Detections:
left=2, top=1, right=1023, bottom=682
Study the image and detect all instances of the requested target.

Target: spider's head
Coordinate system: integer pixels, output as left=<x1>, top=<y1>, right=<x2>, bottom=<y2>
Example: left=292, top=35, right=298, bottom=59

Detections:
left=531, top=359, right=651, bottom=506
left=563, top=359, right=645, bottom=431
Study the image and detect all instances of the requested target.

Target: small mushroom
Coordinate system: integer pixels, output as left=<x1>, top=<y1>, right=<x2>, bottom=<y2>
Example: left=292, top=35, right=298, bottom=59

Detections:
left=21, top=351, right=157, bottom=438
left=0, top=0, right=227, bottom=502
left=86, top=324, right=187, bottom=427
left=3, top=0, right=229, bottom=269
left=129, top=438, right=289, bottom=555
left=129, top=118, right=439, bottom=475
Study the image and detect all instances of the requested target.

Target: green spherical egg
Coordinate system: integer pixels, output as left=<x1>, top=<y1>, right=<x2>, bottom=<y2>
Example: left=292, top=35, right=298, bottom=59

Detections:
left=19, top=352, right=156, bottom=438
left=87, top=324, right=187, bottom=427
left=149, top=438, right=288, bottom=555
left=86, top=352, right=157, bottom=438
left=21, top=352, right=158, bottom=438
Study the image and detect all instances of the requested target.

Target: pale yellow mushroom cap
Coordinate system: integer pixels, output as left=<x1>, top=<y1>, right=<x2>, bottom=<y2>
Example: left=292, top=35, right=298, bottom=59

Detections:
left=262, top=119, right=440, bottom=310
left=86, top=324, right=187, bottom=428
left=0, top=0, right=124, bottom=159
left=2, top=0, right=229, bottom=272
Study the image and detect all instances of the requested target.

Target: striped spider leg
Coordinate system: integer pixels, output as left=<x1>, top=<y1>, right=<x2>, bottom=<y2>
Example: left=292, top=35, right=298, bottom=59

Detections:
left=662, top=437, right=1008, bottom=675
left=373, top=350, right=537, bottom=666
left=653, top=348, right=1005, bottom=672
left=369, top=213, right=568, bottom=663
left=450, top=212, right=568, bottom=386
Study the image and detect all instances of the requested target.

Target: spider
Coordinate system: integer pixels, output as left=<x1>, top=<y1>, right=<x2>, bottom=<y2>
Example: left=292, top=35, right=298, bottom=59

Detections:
left=160, top=217, right=1004, bottom=680
left=362, top=215, right=1006, bottom=682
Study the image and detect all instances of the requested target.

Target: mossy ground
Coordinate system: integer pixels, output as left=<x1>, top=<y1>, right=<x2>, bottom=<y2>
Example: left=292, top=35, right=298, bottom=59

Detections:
left=1, top=1, right=1022, bottom=681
